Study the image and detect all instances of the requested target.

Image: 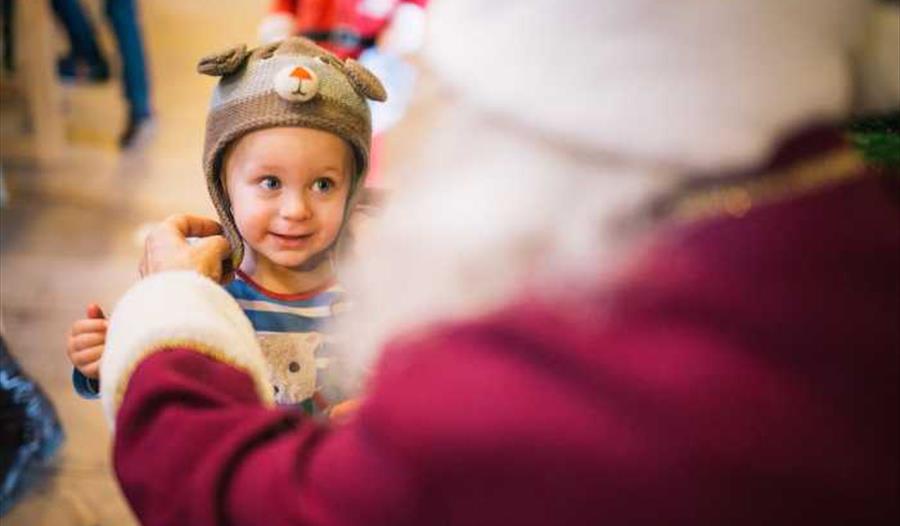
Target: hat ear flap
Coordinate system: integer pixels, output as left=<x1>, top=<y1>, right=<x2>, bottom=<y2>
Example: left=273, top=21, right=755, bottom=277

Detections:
left=197, top=44, right=250, bottom=77
left=344, top=58, right=388, bottom=102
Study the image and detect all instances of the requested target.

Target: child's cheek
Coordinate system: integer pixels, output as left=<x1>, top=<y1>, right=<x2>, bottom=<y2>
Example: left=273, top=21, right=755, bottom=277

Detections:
left=321, top=201, right=347, bottom=243
left=231, top=198, right=270, bottom=246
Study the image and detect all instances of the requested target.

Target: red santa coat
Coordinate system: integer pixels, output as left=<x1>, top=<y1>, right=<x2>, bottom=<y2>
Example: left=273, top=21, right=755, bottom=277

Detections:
left=104, top=128, right=898, bottom=525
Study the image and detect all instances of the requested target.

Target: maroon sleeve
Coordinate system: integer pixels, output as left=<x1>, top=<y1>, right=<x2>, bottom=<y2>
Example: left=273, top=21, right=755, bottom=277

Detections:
left=113, top=274, right=899, bottom=526
left=113, top=348, right=419, bottom=526
left=111, top=315, right=614, bottom=526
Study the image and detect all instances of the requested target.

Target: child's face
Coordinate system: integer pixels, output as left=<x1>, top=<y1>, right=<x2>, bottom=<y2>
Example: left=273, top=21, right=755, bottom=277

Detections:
left=224, top=127, right=353, bottom=270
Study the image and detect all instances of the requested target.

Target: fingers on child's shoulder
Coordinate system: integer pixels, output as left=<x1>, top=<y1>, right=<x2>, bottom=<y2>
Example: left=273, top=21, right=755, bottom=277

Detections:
left=201, top=235, right=231, bottom=254
left=71, top=318, right=108, bottom=337
left=164, top=214, right=222, bottom=238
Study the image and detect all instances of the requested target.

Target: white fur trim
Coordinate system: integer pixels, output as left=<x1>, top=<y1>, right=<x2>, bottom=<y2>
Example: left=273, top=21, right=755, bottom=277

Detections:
left=101, top=271, right=273, bottom=428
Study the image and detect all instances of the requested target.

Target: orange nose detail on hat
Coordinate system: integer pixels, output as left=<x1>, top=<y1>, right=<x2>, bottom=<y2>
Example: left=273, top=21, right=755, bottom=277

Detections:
left=275, top=65, right=320, bottom=102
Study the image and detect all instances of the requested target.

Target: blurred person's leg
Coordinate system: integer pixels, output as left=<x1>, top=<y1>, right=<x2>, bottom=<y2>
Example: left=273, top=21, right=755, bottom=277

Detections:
left=50, top=0, right=109, bottom=81
left=103, top=0, right=152, bottom=148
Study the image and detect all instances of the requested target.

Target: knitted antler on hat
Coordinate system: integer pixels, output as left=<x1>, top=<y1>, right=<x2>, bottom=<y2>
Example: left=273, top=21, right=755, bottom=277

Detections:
left=198, top=37, right=386, bottom=268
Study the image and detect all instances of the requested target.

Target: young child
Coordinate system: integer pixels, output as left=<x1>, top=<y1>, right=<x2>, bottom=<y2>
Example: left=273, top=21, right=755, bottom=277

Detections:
left=65, top=37, right=386, bottom=415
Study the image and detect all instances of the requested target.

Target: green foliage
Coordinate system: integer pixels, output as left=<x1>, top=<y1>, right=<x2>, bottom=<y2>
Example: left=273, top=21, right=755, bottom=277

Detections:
left=848, top=112, right=899, bottom=167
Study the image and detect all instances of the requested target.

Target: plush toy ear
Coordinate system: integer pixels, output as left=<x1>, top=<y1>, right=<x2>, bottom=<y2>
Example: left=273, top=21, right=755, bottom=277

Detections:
left=197, top=44, right=249, bottom=76
left=344, top=58, right=388, bottom=102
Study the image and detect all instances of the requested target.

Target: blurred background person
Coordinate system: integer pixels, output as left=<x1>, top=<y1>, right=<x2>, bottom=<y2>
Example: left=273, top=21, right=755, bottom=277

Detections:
left=257, top=0, right=427, bottom=60
left=50, top=0, right=153, bottom=148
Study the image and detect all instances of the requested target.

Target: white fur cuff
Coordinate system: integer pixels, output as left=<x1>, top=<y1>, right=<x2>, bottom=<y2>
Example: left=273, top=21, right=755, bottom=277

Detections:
left=100, top=271, right=274, bottom=428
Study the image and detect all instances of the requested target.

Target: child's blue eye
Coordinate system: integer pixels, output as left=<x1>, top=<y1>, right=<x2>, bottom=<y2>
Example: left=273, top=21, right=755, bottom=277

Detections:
left=312, top=178, right=334, bottom=193
left=259, top=176, right=281, bottom=190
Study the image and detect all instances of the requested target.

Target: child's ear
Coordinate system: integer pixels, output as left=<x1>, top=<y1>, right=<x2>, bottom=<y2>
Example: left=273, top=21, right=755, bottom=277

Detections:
left=344, top=59, right=387, bottom=102
left=197, top=44, right=250, bottom=77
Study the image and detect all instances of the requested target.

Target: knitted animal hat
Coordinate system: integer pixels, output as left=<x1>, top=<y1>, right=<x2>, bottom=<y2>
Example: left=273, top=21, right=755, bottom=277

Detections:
left=198, top=37, right=387, bottom=268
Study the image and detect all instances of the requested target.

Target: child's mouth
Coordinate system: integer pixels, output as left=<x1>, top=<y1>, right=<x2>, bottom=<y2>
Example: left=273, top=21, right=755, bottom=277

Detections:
left=269, top=231, right=313, bottom=248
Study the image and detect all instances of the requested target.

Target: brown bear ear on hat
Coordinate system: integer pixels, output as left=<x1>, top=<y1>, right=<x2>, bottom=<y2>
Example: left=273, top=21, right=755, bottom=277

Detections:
left=344, top=58, right=388, bottom=102
left=197, top=44, right=250, bottom=77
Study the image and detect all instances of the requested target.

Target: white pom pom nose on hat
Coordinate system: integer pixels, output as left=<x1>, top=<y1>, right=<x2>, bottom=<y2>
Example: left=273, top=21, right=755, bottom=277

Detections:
left=274, top=65, right=320, bottom=103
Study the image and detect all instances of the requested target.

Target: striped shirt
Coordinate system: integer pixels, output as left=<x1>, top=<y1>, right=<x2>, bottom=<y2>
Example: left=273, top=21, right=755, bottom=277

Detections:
left=225, top=270, right=348, bottom=414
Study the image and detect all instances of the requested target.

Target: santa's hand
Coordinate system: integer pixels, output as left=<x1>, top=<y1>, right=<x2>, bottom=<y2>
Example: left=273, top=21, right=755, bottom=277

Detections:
left=139, top=214, right=232, bottom=283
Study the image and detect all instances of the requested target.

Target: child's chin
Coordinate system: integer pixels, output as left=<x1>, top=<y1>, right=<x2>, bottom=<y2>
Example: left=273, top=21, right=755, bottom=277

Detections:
left=268, top=252, right=310, bottom=268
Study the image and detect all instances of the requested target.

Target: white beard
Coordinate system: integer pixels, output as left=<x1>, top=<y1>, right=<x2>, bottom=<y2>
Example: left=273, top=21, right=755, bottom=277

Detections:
left=334, top=102, right=669, bottom=390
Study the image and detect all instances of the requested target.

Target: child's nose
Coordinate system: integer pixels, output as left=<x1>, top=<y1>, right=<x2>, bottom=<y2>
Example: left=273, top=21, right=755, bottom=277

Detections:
left=280, top=194, right=312, bottom=220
